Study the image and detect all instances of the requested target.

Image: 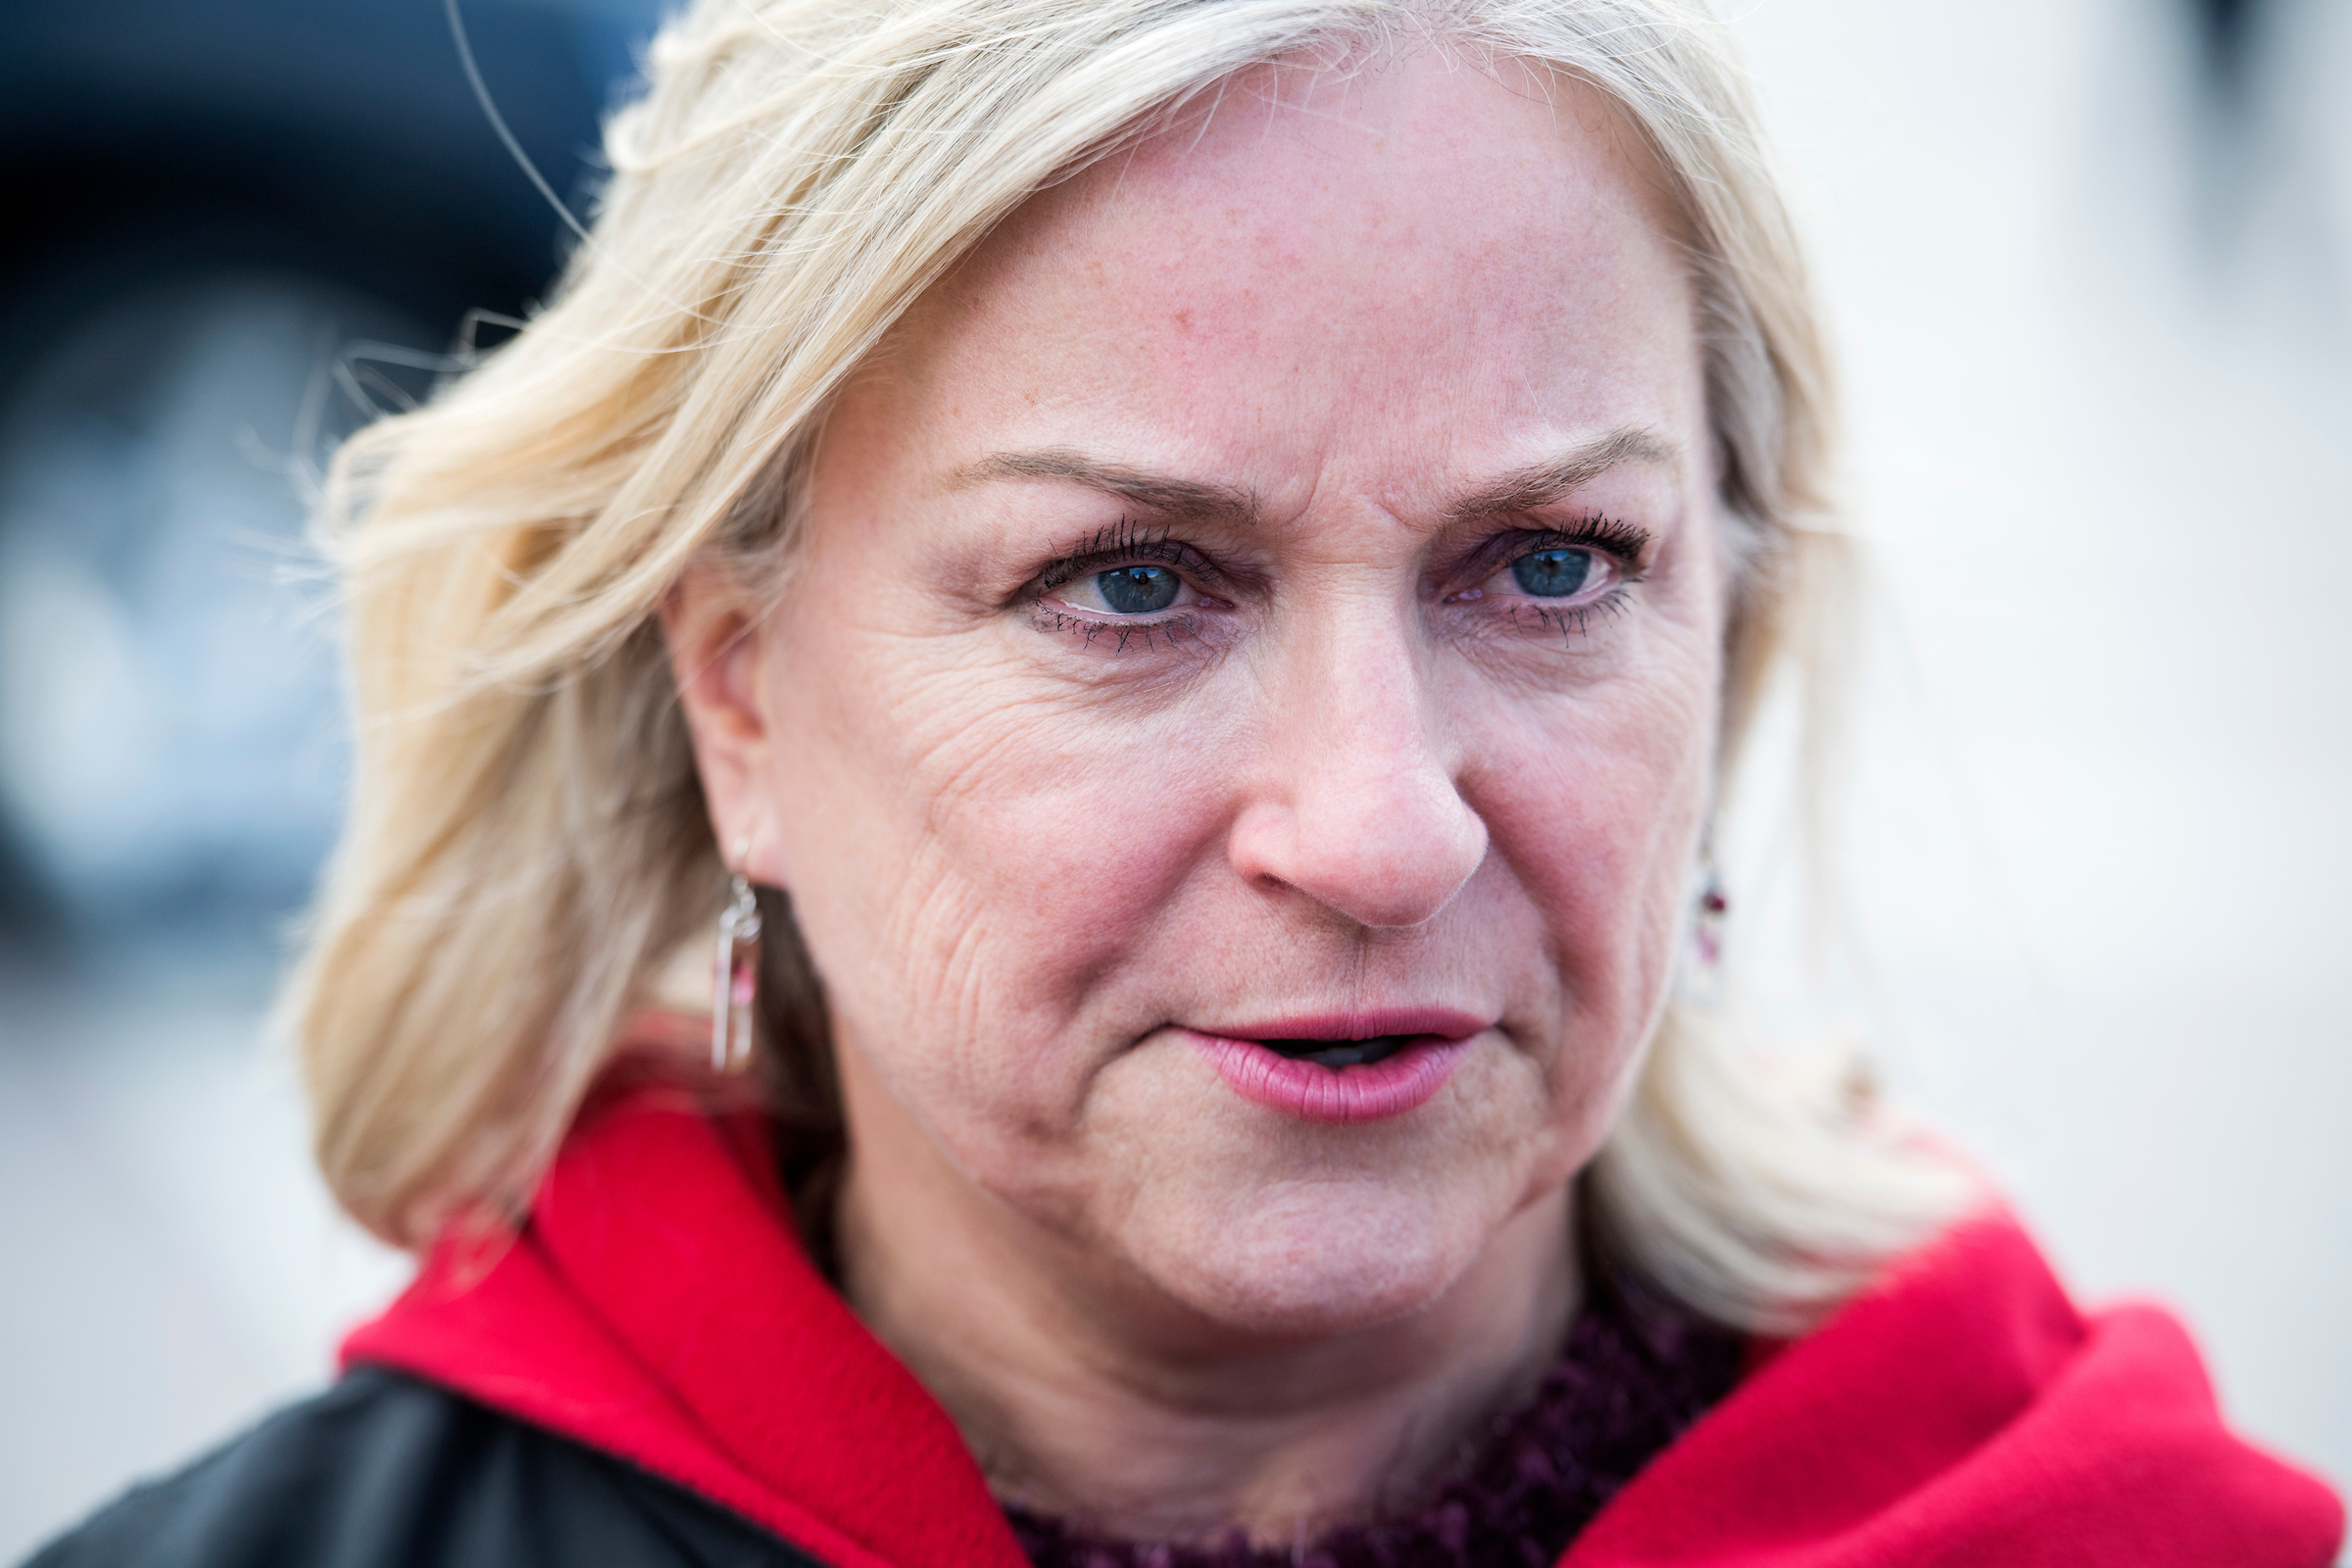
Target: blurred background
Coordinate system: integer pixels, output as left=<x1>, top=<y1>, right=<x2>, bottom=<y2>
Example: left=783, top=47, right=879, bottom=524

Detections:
left=0, top=0, right=2343, bottom=1556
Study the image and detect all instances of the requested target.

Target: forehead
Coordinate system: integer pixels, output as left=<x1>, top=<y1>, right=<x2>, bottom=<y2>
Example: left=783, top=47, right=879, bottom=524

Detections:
left=887, top=53, right=1699, bottom=503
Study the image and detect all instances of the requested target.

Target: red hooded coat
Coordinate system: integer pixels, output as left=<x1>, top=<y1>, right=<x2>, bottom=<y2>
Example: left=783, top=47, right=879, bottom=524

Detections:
left=333, top=1084, right=2342, bottom=1568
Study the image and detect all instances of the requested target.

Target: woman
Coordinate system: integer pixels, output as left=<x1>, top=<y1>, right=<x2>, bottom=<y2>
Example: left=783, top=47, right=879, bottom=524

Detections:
left=30, top=1, right=2342, bottom=1564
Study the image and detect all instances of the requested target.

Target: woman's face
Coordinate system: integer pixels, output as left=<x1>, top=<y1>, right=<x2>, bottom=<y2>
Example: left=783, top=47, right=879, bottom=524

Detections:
left=679, top=56, right=1726, bottom=1337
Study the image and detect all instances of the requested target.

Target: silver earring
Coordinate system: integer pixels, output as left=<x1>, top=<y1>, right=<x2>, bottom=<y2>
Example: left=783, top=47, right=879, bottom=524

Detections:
left=711, top=843, right=762, bottom=1074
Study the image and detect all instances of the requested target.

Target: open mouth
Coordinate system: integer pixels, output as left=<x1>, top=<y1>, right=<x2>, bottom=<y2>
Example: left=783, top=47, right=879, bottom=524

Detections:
left=1257, top=1034, right=1423, bottom=1070
left=1191, top=1025, right=1474, bottom=1122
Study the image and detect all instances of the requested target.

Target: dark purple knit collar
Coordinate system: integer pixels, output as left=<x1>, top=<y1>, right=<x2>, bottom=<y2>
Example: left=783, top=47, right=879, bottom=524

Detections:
left=1003, top=1277, right=1744, bottom=1568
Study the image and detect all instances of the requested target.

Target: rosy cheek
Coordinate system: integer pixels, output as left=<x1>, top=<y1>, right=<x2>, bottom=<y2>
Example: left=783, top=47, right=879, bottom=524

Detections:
left=1489, top=726, right=1697, bottom=1000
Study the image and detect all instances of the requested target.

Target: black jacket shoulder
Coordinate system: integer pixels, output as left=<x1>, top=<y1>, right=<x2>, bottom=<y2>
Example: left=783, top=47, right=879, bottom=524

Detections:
left=24, top=1368, right=828, bottom=1568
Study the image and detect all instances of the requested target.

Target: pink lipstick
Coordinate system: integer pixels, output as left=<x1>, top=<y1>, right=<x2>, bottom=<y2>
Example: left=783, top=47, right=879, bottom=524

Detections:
left=1186, top=1008, right=1484, bottom=1125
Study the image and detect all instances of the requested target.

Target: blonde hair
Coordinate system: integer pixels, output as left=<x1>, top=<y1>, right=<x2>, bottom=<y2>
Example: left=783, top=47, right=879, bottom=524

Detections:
left=287, top=0, right=1966, bottom=1329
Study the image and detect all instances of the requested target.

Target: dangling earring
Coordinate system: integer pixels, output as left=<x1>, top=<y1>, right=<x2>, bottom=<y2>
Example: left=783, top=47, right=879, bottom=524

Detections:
left=711, top=840, right=762, bottom=1074
left=1678, top=855, right=1729, bottom=1008
left=1693, top=866, right=1728, bottom=970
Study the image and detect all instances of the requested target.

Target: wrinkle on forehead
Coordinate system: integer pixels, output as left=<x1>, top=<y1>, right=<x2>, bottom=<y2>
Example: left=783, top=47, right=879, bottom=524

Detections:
left=896, top=45, right=1691, bottom=365
left=849, top=40, right=1708, bottom=543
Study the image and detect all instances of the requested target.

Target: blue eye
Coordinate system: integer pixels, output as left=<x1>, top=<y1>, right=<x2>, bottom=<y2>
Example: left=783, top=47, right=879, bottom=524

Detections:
left=1509, top=548, right=1593, bottom=598
left=1096, top=564, right=1181, bottom=614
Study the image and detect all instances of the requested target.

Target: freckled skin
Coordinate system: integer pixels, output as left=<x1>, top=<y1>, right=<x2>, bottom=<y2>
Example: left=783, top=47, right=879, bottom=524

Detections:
left=669, top=55, right=1726, bottom=1540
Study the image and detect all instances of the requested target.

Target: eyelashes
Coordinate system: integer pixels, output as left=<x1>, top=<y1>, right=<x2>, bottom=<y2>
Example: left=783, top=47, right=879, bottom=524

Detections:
left=1030, top=606, right=1202, bottom=653
left=1448, top=515, right=1652, bottom=586
left=1020, top=514, right=1651, bottom=650
left=1441, top=518, right=1650, bottom=637
left=1031, top=519, right=1223, bottom=597
left=1541, top=515, right=1649, bottom=564
left=1023, top=520, right=1226, bottom=645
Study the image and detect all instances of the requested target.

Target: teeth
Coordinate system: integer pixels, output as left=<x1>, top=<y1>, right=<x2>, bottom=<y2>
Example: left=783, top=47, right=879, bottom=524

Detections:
left=1261, top=1034, right=1417, bottom=1069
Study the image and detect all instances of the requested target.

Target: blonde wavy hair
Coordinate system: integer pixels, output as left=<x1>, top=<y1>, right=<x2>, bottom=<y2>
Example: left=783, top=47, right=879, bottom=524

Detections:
left=286, top=0, right=1966, bottom=1331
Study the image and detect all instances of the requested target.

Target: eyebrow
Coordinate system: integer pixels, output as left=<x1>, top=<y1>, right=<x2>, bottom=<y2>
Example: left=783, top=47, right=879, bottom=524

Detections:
left=950, top=449, right=1258, bottom=522
left=951, top=426, right=1677, bottom=524
left=1443, top=427, right=1680, bottom=523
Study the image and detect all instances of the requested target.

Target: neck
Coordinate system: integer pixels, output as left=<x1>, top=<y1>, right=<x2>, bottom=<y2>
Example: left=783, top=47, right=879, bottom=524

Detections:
left=831, top=1071, right=1578, bottom=1544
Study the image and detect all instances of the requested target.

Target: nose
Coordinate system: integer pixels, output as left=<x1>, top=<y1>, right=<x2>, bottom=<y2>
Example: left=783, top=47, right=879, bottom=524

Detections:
left=1226, top=610, right=1489, bottom=930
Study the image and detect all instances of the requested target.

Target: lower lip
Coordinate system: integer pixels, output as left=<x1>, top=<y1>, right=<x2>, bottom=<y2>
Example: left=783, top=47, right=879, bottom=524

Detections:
left=1188, top=1032, right=1471, bottom=1124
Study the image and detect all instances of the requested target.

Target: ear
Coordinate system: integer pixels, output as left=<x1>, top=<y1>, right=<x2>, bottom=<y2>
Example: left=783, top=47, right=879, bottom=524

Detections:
left=661, top=565, right=783, bottom=884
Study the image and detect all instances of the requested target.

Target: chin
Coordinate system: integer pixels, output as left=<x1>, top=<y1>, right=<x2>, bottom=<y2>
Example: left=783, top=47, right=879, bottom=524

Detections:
left=1121, top=1173, right=1507, bottom=1340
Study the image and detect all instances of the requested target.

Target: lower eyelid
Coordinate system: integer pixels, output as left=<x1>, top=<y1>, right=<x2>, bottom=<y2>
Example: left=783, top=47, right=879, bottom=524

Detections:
left=1030, top=603, right=1209, bottom=655
left=1491, top=585, right=1636, bottom=637
left=1039, top=582, right=1206, bottom=619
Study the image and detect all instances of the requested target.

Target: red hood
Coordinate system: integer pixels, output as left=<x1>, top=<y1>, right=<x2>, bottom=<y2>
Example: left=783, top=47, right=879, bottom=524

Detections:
left=342, top=1081, right=2342, bottom=1568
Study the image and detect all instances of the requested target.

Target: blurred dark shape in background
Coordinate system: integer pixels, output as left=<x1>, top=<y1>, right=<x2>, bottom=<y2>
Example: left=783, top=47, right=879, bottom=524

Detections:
left=0, top=0, right=659, bottom=963
left=0, top=0, right=2305, bottom=973
left=2193, top=0, right=2263, bottom=106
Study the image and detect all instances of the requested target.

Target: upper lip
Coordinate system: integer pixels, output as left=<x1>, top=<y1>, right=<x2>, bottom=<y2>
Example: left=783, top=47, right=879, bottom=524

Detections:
left=1189, top=1007, right=1492, bottom=1044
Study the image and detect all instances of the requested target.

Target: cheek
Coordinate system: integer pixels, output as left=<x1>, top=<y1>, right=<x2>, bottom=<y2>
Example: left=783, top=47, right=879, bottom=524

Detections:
left=758, top=599, right=1231, bottom=1137
left=1476, top=654, right=1719, bottom=1075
